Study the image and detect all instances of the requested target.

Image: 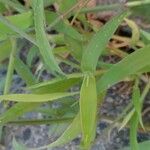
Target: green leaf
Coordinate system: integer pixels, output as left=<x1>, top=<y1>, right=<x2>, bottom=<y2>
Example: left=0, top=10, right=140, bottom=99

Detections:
left=45, top=11, right=84, bottom=41
left=27, top=46, right=38, bottom=67
left=132, top=79, right=144, bottom=129
left=32, top=0, right=63, bottom=75
left=34, top=114, right=81, bottom=150
left=129, top=79, right=140, bottom=150
left=119, top=109, right=134, bottom=131
left=140, top=30, right=150, bottom=44
left=80, top=74, right=97, bottom=149
left=0, top=0, right=26, bottom=13
left=0, top=102, right=39, bottom=125
left=49, top=122, right=70, bottom=137
left=0, top=40, right=11, bottom=62
left=14, top=57, right=36, bottom=86
left=0, top=11, right=35, bottom=42
left=81, top=11, right=128, bottom=73
left=28, top=73, right=82, bottom=93
left=0, top=92, right=78, bottom=102
left=97, top=45, right=150, bottom=93
left=130, top=112, right=139, bottom=150
left=65, top=35, right=83, bottom=61
left=57, top=0, right=77, bottom=13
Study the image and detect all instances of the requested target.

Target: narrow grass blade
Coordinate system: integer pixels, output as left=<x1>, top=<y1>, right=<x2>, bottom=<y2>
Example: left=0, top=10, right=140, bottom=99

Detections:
left=132, top=78, right=144, bottom=129
left=34, top=114, right=81, bottom=150
left=97, top=45, right=150, bottom=93
left=8, top=118, right=73, bottom=125
left=0, top=92, right=78, bottom=102
left=26, top=46, right=38, bottom=67
left=0, top=11, right=33, bottom=41
left=0, top=40, right=11, bottom=62
left=130, top=112, right=139, bottom=150
left=14, top=57, right=36, bottom=86
left=32, top=0, right=63, bottom=75
left=45, top=11, right=84, bottom=41
left=80, top=74, right=97, bottom=149
left=119, top=109, right=134, bottom=131
left=81, top=11, right=128, bottom=72
left=4, top=39, right=16, bottom=95
left=0, top=0, right=26, bottom=13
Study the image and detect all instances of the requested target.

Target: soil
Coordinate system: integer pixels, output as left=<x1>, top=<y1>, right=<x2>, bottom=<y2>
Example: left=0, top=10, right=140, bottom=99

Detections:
left=0, top=0, right=150, bottom=150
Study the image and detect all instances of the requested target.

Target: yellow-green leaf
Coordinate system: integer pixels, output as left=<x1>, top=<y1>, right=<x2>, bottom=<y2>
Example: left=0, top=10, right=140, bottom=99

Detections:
left=0, top=92, right=78, bottom=102
left=97, top=45, right=150, bottom=94
left=81, top=11, right=128, bottom=73
left=33, top=113, right=81, bottom=150
left=80, top=74, right=97, bottom=149
left=32, top=0, right=63, bottom=75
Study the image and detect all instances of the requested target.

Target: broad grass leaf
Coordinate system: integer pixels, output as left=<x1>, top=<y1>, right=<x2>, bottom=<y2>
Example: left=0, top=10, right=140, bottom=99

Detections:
left=81, top=11, right=128, bottom=72
left=34, top=114, right=81, bottom=150
left=57, top=0, right=77, bottom=13
left=80, top=74, right=97, bottom=149
left=0, top=12, right=34, bottom=42
left=97, top=45, right=150, bottom=94
left=0, top=11, right=32, bottom=34
left=28, top=73, right=82, bottom=93
left=0, top=92, right=78, bottom=102
left=32, top=0, right=63, bottom=75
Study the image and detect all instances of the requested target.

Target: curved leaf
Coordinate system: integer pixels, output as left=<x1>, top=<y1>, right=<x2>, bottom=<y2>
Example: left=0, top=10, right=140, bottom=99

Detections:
left=81, top=11, right=128, bottom=72
left=97, top=45, right=150, bottom=93
left=34, top=114, right=81, bottom=150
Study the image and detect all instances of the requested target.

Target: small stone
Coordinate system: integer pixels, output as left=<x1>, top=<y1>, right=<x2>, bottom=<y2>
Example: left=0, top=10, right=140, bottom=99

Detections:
left=23, top=128, right=31, bottom=141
